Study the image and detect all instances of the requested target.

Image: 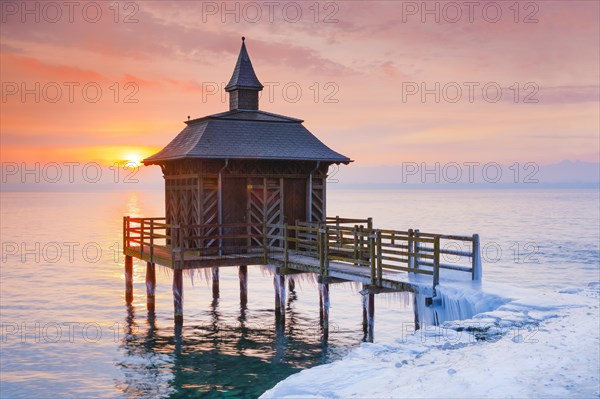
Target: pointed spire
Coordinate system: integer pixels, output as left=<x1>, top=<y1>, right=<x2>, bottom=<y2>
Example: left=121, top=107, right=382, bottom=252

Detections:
left=225, top=37, right=263, bottom=92
left=225, top=37, right=263, bottom=110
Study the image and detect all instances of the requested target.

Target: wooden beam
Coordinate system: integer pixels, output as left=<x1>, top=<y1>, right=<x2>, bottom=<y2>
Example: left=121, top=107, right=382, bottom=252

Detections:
left=359, top=285, right=403, bottom=295
left=317, top=275, right=349, bottom=284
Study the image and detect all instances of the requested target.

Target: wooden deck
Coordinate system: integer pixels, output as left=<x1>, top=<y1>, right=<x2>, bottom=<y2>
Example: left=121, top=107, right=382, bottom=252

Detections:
left=122, top=216, right=482, bottom=327
left=124, top=244, right=265, bottom=268
left=269, top=252, right=435, bottom=296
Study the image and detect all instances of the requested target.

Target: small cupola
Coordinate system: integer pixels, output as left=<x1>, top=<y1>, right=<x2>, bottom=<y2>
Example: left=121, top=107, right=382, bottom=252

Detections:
left=225, top=37, right=263, bottom=111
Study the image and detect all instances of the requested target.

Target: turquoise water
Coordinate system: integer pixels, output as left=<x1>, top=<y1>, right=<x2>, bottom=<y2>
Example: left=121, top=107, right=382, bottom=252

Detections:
left=1, top=188, right=598, bottom=398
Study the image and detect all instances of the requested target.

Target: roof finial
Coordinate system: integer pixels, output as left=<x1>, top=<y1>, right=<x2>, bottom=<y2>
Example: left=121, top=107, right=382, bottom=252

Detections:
left=242, top=36, right=245, bottom=42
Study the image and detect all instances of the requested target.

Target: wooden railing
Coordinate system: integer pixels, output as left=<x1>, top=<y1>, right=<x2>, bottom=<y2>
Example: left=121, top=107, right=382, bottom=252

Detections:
left=123, top=216, right=482, bottom=288
left=123, top=217, right=267, bottom=267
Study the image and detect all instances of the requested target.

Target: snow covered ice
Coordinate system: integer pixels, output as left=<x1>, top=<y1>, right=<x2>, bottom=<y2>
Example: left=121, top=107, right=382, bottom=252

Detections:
left=261, top=281, right=600, bottom=398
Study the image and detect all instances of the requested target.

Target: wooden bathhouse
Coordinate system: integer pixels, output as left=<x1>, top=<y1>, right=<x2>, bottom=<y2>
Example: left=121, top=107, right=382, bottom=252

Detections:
left=124, top=37, right=482, bottom=327
left=143, top=37, right=351, bottom=253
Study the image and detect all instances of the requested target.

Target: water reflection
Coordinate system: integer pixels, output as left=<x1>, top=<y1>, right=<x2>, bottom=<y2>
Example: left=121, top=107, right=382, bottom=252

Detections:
left=116, top=273, right=337, bottom=399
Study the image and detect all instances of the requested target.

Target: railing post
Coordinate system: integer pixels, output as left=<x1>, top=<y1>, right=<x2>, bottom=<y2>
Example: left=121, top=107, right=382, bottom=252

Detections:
left=376, top=230, right=382, bottom=285
left=353, top=225, right=358, bottom=265
left=414, top=229, right=420, bottom=270
left=318, top=228, right=325, bottom=275
left=408, top=228, right=414, bottom=269
left=122, top=216, right=127, bottom=255
left=472, top=233, right=482, bottom=281
left=433, top=235, right=440, bottom=289
left=369, top=231, right=376, bottom=284
left=335, top=215, right=340, bottom=230
left=150, top=219, right=154, bottom=264
left=140, top=219, right=145, bottom=259
left=324, top=226, right=329, bottom=276
left=125, top=216, right=131, bottom=251
left=358, top=225, right=363, bottom=263
left=283, top=223, right=289, bottom=272
left=367, top=217, right=373, bottom=231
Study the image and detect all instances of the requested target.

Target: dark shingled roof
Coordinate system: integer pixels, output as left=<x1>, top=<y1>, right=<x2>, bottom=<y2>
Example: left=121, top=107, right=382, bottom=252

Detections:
left=225, top=38, right=263, bottom=92
left=144, top=38, right=351, bottom=165
left=144, top=110, right=351, bottom=164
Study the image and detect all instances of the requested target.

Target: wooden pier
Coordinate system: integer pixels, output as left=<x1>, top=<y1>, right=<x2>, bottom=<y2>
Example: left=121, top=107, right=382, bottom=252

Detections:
left=122, top=215, right=482, bottom=329
left=124, top=39, right=483, bottom=337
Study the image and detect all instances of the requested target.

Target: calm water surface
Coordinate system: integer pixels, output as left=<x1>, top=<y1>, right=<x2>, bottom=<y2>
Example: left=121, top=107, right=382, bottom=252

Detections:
left=1, top=188, right=598, bottom=398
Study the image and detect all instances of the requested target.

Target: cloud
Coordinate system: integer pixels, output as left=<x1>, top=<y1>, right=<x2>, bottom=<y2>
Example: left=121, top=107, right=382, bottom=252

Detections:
left=537, top=86, right=600, bottom=104
left=1, top=52, right=106, bottom=81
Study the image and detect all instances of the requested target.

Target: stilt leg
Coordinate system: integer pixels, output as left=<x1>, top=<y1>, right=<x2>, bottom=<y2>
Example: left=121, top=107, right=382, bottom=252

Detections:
left=413, top=293, right=420, bottom=331
left=319, top=286, right=324, bottom=324
left=125, top=255, right=133, bottom=303
left=173, top=269, right=183, bottom=324
left=212, top=267, right=220, bottom=299
left=274, top=275, right=281, bottom=316
left=239, top=266, right=248, bottom=307
left=366, top=293, right=375, bottom=342
left=320, top=283, right=330, bottom=340
left=146, top=262, right=156, bottom=311
left=279, top=274, right=286, bottom=317
left=362, top=294, right=368, bottom=338
left=274, top=273, right=286, bottom=322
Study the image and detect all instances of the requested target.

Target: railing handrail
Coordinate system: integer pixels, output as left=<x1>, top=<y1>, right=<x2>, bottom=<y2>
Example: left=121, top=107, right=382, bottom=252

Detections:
left=123, top=216, right=482, bottom=287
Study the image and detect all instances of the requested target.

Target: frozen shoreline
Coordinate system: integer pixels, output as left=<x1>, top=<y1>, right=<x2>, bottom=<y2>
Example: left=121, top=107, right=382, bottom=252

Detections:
left=261, top=282, right=600, bottom=398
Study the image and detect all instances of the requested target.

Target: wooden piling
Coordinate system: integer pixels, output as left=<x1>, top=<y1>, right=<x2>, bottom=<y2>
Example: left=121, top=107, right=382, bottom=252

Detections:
left=274, top=273, right=286, bottom=319
left=366, top=293, right=375, bottom=342
left=413, top=293, right=420, bottom=331
left=212, top=267, right=220, bottom=299
left=319, top=283, right=330, bottom=332
left=279, top=274, right=286, bottom=317
left=173, top=269, right=183, bottom=324
left=274, top=276, right=281, bottom=315
left=146, top=262, right=156, bottom=311
left=362, top=294, right=368, bottom=338
left=239, top=265, right=248, bottom=306
left=125, top=255, right=133, bottom=302
left=319, top=286, right=324, bottom=322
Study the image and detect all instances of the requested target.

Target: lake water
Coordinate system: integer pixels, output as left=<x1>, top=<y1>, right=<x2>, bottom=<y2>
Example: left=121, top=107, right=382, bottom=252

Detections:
left=1, top=188, right=598, bottom=398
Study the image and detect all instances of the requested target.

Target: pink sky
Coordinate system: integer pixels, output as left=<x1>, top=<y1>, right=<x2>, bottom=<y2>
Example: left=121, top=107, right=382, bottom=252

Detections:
left=1, top=1, right=599, bottom=167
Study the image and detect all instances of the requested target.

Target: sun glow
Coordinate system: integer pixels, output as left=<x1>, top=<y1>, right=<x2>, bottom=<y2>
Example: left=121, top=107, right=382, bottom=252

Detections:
left=124, top=153, right=144, bottom=166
